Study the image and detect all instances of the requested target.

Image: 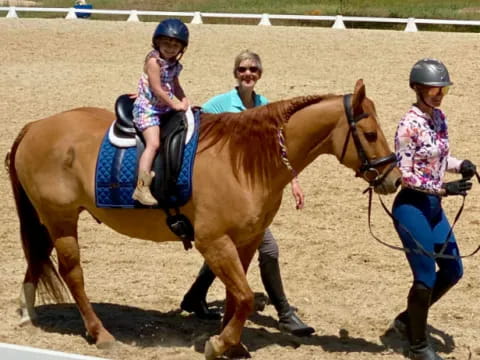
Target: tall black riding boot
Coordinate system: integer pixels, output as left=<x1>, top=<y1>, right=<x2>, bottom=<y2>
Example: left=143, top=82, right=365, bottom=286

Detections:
left=407, top=283, right=443, bottom=360
left=430, top=272, right=457, bottom=307
left=180, top=262, right=221, bottom=320
left=392, top=272, right=457, bottom=338
left=259, top=254, right=314, bottom=336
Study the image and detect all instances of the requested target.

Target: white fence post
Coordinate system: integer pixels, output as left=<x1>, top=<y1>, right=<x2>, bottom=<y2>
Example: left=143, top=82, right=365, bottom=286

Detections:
left=405, top=17, right=418, bottom=32
left=127, top=9, right=140, bottom=22
left=6, top=6, right=18, bottom=18
left=332, top=15, right=346, bottom=29
left=258, top=13, right=271, bottom=26
left=191, top=11, right=202, bottom=24
left=65, top=8, right=77, bottom=19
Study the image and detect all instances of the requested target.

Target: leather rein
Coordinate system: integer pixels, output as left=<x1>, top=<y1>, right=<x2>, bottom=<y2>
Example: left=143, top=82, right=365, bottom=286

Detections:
left=365, top=166, right=480, bottom=259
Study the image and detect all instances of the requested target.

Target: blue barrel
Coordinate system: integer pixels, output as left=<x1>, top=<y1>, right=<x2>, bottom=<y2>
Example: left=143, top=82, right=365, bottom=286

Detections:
left=74, top=4, right=93, bottom=19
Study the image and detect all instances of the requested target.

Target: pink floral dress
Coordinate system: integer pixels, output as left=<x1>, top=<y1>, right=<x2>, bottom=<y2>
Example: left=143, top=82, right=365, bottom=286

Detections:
left=132, top=50, right=183, bottom=131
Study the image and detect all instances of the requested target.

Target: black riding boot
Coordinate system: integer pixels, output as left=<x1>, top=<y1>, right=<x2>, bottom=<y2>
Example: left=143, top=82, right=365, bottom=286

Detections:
left=393, top=272, right=457, bottom=338
left=407, top=283, right=443, bottom=360
left=430, top=272, right=457, bottom=306
left=259, top=254, right=315, bottom=337
left=180, top=262, right=221, bottom=320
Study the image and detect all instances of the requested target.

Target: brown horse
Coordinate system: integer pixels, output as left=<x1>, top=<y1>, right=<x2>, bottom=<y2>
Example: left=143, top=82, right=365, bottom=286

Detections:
left=6, top=79, right=400, bottom=359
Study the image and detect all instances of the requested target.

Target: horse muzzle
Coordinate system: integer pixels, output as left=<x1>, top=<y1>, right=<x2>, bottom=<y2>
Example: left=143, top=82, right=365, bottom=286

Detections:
left=372, top=165, right=401, bottom=195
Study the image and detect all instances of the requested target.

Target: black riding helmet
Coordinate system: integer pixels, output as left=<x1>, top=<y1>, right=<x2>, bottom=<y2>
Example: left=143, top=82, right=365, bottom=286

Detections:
left=152, top=18, right=189, bottom=51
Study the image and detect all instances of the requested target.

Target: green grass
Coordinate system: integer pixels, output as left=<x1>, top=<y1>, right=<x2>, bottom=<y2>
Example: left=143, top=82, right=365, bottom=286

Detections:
left=37, top=0, right=480, bottom=19
left=9, top=1, right=480, bottom=31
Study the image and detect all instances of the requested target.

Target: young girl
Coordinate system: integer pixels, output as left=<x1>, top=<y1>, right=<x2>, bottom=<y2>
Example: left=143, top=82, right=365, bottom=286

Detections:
left=132, top=18, right=190, bottom=206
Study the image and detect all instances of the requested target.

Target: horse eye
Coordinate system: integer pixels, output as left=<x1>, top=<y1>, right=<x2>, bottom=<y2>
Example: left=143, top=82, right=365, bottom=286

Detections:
left=364, top=132, right=377, bottom=142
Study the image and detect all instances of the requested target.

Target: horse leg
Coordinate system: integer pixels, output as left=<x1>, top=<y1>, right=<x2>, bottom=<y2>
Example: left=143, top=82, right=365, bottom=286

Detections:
left=47, top=217, right=115, bottom=348
left=19, top=242, right=55, bottom=326
left=223, top=242, right=261, bottom=359
left=18, top=275, right=37, bottom=326
left=202, top=235, right=261, bottom=359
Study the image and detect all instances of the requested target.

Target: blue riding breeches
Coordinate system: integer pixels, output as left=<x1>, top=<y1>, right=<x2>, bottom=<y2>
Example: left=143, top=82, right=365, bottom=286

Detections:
left=392, top=188, right=463, bottom=289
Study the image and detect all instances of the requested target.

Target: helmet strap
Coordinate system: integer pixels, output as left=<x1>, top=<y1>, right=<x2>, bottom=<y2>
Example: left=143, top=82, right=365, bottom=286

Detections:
left=174, top=46, right=187, bottom=62
left=176, top=49, right=185, bottom=62
left=414, top=85, right=435, bottom=112
left=419, top=92, right=435, bottom=110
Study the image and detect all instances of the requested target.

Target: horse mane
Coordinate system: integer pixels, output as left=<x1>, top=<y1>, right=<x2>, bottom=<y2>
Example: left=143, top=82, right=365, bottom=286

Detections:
left=199, top=94, right=334, bottom=184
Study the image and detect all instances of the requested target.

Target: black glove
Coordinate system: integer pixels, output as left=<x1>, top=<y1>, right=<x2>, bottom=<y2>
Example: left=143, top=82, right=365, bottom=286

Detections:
left=460, top=160, right=477, bottom=179
left=442, top=179, right=472, bottom=196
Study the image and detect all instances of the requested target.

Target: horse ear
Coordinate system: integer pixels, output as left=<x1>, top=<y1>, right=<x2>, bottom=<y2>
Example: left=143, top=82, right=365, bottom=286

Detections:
left=352, top=79, right=366, bottom=111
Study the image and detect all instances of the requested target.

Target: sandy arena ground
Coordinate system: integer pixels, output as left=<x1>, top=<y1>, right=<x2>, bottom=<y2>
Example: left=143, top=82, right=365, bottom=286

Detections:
left=1, top=18, right=480, bottom=360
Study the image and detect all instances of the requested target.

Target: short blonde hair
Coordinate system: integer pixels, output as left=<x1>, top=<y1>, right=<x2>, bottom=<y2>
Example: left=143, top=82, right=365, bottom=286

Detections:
left=233, top=50, right=263, bottom=77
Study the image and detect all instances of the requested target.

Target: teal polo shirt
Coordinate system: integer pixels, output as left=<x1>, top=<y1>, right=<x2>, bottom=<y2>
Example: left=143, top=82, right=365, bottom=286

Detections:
left=202, top=88, right=269, bottom=114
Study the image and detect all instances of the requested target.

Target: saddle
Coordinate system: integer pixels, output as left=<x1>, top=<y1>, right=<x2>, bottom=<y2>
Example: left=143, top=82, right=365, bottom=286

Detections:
left=101, top=94, right=196, bottom=249
left=113, top=94, right=187, bottom=204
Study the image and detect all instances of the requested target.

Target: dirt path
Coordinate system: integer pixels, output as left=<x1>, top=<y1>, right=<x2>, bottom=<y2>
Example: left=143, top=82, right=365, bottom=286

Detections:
left=1, top=18, right=480, bottom=360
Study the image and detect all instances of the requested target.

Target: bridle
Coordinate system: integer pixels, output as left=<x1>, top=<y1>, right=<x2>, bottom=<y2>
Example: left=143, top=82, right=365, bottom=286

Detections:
left=339, top=94, right=397, bottom=188
left=279, top=93, right=397, bottom=184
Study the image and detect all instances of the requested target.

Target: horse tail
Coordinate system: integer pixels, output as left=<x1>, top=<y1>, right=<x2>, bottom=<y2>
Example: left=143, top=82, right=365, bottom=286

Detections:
left=6, top=123, right=66, bottom=303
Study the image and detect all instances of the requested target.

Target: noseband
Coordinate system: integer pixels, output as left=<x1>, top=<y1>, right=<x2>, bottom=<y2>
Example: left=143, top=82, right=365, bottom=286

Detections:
left=339, top=94, right=397, bottom=187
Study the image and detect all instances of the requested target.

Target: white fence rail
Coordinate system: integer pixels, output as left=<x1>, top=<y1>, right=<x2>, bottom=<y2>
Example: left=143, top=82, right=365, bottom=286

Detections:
left=2, top=6, right=480, bottom=32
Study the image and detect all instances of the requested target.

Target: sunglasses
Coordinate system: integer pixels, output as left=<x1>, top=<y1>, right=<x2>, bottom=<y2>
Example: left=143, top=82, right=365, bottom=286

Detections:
left=237, top=66, right=259, bottom=74
left=422, top=86, right=450, bottom=97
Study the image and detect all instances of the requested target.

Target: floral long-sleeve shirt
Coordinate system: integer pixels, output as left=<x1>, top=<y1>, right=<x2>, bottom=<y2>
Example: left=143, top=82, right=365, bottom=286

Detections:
left=394, top=105, right=462, bottom=195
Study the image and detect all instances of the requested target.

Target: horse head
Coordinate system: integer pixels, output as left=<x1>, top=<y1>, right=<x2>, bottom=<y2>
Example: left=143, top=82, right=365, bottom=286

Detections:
left=333, top=79, right=401, bottom=194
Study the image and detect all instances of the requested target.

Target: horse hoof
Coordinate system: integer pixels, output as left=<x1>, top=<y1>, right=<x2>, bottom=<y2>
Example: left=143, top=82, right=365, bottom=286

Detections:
left=254, top=292, right=268, bottom=312
left=96, top=339, right=116, bottom=350
left=95, top=333, right=116, bottom=350
left=224, top=343, right=251, bottom=359
left=204, top=335, right=223, bottom=360
left=19, top=317, right=34, bottom=327
left=18, top=308, right=37, bottom=327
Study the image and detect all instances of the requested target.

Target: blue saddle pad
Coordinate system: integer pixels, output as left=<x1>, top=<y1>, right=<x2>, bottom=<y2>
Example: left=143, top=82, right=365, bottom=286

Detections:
left=95, top=111, right=200, bottom=208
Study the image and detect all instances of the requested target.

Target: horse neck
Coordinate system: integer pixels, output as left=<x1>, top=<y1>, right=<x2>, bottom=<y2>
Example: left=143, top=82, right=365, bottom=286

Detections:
left=281, top=96, right=344, bottom=178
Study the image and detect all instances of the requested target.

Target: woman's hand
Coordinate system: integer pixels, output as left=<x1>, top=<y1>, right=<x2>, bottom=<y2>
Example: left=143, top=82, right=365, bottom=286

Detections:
left=291, top=178, right=305, bottom=209
left=442, top=179, right=472, bottom=196
left=460, top=160, right=477, bottom=179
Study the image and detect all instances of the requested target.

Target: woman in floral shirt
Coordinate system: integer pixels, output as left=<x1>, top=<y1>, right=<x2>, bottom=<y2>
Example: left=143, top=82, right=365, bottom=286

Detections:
left=390, top=59, right=476, bottom=360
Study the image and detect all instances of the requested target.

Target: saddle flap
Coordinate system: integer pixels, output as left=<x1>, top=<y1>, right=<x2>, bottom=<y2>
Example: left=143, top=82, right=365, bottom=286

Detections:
left=151, top=111, right=188, bottom=204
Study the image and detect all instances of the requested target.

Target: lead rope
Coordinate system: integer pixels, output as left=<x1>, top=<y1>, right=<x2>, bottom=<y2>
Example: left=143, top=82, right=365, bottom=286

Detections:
left=278, top=126, right=297, bottom=178
left=366, top=187, right=480, bottom=259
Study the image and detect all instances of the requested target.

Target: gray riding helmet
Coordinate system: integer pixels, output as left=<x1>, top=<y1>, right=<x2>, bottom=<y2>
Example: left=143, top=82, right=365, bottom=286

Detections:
left=409, top=58, right=453, bottom=88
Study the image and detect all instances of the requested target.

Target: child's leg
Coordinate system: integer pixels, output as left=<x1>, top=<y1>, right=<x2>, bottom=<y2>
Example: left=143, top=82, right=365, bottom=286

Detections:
left=133, top=125, right=161, bottom=206
left=138, top=126, right=160, bottom=172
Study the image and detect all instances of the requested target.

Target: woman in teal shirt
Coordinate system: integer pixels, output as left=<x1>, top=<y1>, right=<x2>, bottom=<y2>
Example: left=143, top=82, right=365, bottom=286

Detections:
left=180, top=50, right=314, bottom=337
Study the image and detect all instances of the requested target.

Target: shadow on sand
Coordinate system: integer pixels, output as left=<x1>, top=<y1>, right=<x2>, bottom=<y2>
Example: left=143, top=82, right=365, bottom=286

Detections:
left=32, top=301, right=399, bottom=357
left=380, top=322, right=456, bottom=357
